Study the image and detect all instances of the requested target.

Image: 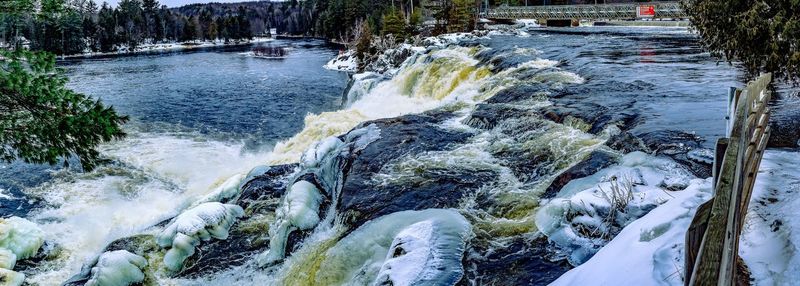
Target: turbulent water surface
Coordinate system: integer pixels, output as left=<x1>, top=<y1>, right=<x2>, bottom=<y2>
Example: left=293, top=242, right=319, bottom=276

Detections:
left=0, top=27, right=768, bottom=286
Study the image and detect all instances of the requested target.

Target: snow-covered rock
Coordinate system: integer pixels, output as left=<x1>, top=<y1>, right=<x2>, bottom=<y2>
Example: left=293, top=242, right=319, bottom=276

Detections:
left=0, top=216, right=44, bottom=261
left=421, top=33, right=488, bottom=48
left=84, top=250, right=148, bottom=286
left=312, top=209, right=472, bottom=285
left=157, top=202, right=244, bottom=271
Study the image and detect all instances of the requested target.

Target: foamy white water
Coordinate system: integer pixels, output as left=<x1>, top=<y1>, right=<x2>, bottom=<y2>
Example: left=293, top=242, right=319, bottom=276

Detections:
left=23, top=131, right=274, bottom=284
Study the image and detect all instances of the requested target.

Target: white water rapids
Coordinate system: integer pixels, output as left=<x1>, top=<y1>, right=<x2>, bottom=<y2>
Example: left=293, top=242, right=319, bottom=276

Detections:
left=14, top=33, right=600, bottom=285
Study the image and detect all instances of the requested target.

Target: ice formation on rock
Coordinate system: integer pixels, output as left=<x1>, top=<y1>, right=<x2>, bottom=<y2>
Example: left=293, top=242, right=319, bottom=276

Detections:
left=256, top=180, right=323, bottom=265
left=258, top=124, right=383, bottom=267
left=192, top=174, right=245, bottom=206
left=0, top=249, right=15, bottom=270
left=310, top=209, right=472, bottom=285
left=83, top=250, right=148, bottom=286
left=0, top=268, right=24, bottom=286
left=157, top=202, right=244, bottom=271
left=0, top=216, right=44, bottom=260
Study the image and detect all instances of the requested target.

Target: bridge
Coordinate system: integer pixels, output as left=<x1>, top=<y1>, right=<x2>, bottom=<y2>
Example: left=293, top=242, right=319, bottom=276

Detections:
left=484, top=2, right=686, bottom=21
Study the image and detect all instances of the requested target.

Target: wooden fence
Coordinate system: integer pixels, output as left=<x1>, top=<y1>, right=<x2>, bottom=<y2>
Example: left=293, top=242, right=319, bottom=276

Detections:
left=684, top=73, right=773, bottom=286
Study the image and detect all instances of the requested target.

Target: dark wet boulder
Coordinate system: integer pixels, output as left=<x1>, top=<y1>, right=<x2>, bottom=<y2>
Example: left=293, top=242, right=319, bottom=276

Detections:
left=236, top=164, right=298, bottom=211
left=463, top=103, right=539, bottom=130
left=486, top=84, right=553, bottom=104
left=461, top=236, right=571, bottom=286
left=539, top=100, right=640, bottom=134
left=605, top=131, right=649, bottom=153
left=177, top=221, right=269, bottom=278
left=542, top=150, right=620, bottom=199
left=639, top=130, right=712, bottom=178
left=338, top=112, right=479, bottom=228
left=475, top=48, right=542, bottom=73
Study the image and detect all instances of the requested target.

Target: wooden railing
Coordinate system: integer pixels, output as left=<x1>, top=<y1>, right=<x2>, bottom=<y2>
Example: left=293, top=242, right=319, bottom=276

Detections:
left=685, top=73, right=773, bottom=286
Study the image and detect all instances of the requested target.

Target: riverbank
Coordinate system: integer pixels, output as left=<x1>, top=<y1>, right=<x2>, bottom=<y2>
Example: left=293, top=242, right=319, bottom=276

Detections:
left=61, top=37, right=274, bottom=59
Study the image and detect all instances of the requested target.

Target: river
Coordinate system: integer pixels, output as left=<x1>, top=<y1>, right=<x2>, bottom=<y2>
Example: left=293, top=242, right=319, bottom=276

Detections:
left=1, top=27, right=788, bottom=285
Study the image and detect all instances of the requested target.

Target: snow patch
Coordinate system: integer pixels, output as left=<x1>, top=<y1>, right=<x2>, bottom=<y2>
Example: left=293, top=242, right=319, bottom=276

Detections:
left=739, top=150, right=800, bottom=285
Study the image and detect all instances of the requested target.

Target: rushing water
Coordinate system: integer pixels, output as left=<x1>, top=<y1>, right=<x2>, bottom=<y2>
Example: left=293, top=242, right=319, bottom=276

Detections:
left=0, top=27, right=769, bottom=285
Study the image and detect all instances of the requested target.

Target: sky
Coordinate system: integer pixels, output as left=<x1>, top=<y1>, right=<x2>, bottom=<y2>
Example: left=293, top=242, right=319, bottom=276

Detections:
left=102, top=0, right=266, bottom=8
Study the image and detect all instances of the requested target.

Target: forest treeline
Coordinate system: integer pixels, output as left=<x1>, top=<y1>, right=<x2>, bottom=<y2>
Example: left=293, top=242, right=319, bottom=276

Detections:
left=0, top=0, right=478, bottom=55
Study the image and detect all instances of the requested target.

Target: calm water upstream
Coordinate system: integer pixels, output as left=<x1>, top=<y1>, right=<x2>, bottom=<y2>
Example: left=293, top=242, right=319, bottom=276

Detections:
left=0, top=28, right=763, bottom=285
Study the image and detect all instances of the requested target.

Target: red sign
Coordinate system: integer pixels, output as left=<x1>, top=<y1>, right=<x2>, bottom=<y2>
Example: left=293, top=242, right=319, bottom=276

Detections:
left=637, top=5, right=656, bottom=18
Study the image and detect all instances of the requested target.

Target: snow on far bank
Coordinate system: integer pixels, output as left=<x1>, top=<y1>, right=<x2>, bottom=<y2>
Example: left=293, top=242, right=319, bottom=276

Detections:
left=550, top=149, right=800, bottom=286
left=323, top=50, right=358, bottom=72
left=66, top=37, right=273, bottom=58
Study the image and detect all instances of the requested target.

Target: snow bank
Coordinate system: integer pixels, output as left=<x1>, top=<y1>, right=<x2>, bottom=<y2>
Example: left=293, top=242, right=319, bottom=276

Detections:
left=739, top=150, right=800, bottom=285
left=84, top=250, right=148, bottom=286
left=551, top=149, right=800, bottom=286
left=324, top=50, right=358, bottom=72
left=550, top=178, right=712, bottom=285
left=157, top=202, right=244, bottom=271
left=313, top=209, right=472, bottom=285
left=0, top=216, right=44, bottom=261
left=71, top=37, right=273, bottom=58
left=536, top=152, right=695, bottom=265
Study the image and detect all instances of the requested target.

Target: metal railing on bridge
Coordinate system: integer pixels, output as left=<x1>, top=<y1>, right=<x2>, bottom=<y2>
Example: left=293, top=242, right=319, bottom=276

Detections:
left=485, top=2, right=685, bottom=20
